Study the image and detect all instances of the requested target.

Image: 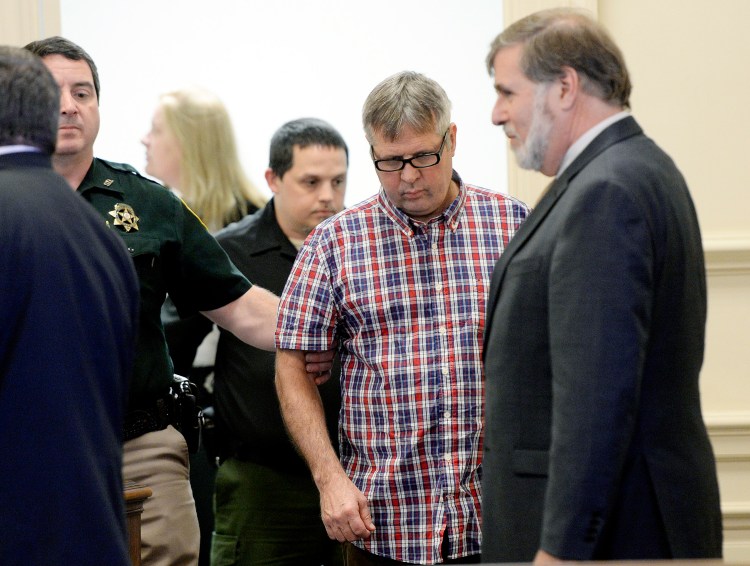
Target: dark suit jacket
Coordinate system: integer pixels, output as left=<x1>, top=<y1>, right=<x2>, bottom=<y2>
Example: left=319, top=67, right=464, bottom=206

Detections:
left=481, top=117, right=722, bottom=562
left=0, top=151, right=139, bottom=564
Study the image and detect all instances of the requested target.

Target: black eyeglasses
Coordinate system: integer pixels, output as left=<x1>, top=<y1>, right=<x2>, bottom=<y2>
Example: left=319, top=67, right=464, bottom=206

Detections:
left=371, top=130, right=449, bottom=172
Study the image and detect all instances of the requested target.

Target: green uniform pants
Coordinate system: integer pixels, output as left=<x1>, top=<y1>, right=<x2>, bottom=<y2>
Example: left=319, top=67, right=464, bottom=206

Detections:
left=211, top=458, right=344, bottom=566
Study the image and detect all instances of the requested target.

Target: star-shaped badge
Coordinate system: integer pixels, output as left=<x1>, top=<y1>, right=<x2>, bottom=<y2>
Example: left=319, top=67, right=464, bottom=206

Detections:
left=108, top=203, right=140, bottom=232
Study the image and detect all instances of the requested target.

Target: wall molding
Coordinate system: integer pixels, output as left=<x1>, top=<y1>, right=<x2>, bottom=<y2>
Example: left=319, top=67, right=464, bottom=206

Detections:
left=704, top=412, right=750, bottom=562
left=723, top=501, right=750, bottom=563
left=705, top=411, right=750, bottom=463
left=704, top=237, right=750, bottom=275
left=705, top=410, right=750, bottom=432
left=723, top=502, right=750, bottom=525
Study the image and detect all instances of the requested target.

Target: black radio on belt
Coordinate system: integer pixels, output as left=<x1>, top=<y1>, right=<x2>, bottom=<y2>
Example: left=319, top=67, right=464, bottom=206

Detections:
left=169, top=374, right=203, bottom=454
left=123, top=375, right=203, bottom=452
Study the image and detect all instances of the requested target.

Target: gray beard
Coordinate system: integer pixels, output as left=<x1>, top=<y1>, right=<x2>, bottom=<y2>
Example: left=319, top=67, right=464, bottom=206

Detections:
left=513, top=84, right=553, bottom=172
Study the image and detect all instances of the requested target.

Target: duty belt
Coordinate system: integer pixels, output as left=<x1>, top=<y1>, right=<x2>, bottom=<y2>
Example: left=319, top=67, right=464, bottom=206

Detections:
left=123, top=397, right=171, bottom=441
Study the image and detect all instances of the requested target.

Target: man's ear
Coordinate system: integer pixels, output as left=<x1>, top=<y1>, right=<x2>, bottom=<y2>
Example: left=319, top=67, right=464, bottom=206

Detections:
left=448, top=122, right=457, bottom=157
left=557, top=66, right=580, bottom=110
left=265, top=168, right=280, bottom=195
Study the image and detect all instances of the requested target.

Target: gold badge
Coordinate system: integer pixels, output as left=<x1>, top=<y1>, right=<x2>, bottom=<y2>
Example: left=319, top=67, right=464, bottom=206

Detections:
left=103, top=179, right=114, bottom=187
left=108, top=203, right=140, bottom=232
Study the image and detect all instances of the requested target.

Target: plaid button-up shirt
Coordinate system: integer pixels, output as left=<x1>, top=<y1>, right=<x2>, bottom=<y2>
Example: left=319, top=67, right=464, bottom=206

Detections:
left=277, top=173, right=529, bottom=564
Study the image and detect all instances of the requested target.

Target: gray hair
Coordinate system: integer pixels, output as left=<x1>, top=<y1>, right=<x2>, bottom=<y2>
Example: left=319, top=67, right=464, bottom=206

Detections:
left=487, top=7, right=631, bottom=108
left=362, top=71, right=452, bottom=143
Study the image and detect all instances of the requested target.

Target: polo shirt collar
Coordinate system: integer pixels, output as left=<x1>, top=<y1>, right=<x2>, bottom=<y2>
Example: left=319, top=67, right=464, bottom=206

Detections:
left=245, top=198, right=298, bottom=257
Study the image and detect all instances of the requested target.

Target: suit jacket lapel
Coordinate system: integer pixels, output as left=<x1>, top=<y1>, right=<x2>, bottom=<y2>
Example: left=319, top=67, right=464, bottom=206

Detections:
left=483, top=176, right=562, bottom=349
left=483, top=116, right=644, bottom=353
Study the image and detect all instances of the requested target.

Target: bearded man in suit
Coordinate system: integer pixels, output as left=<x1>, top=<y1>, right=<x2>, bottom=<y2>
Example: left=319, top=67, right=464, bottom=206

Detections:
left=481, top=8, right=722, bottom=564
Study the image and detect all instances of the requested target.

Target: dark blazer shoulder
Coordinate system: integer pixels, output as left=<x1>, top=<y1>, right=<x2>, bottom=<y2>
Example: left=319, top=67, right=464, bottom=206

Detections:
left=484, top=116, right=645, bottom=350
left=559, top=116, right=643, bottom=187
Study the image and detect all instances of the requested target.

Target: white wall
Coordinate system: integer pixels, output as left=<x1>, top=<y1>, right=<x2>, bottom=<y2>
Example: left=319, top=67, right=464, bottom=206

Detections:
left=59, top=0, right=507, bottom=206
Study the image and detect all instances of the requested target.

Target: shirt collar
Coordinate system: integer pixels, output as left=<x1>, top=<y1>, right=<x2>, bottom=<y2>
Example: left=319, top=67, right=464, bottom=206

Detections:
left=77, top=158, right=124, bottom=197
left=0, top=145, right=43, bottom=156
left=378, top=170, right=466, bottom=237
left=251, top=198, right=299, bottom=256
left=556, top=110, right=631, bottom=177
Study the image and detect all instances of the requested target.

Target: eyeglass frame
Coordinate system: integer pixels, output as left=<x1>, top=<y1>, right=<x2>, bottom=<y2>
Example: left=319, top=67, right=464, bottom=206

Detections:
left=370, top=129, right=450, bottom=172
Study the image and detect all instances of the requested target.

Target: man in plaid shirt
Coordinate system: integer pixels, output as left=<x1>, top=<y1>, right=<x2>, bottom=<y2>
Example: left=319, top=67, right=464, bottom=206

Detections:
left=276, top=71, right=529, bottom=565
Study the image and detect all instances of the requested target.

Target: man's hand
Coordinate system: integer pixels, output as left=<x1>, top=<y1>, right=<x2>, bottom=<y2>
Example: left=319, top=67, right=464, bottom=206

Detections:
left=319, top=469, right=376, bottom=542
left=304, top=348, right=336, bottom=384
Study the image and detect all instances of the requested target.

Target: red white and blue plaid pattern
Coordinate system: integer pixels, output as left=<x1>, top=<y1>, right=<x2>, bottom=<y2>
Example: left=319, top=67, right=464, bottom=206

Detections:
left=277, top=175, right=529, bottom=564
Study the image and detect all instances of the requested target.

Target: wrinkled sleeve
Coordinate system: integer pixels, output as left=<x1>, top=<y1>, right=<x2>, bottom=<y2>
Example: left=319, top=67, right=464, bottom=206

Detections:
left=165, top=196, right=251, bottom=315
left=276, top=233, right=339, bottom=351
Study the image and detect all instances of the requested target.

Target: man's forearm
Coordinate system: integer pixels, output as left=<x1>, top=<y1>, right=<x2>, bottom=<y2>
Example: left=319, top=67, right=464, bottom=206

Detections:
left=202, top=285, right=278, bottom=351
left=275, top=348, right=342, bottom=486
left=276, top=348, right=377, bottom=541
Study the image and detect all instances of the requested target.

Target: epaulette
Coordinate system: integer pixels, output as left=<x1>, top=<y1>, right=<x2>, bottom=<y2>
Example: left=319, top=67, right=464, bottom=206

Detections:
left=98, top=158, right=140, bottom=175
left=96, top=158, right=166, bottom=190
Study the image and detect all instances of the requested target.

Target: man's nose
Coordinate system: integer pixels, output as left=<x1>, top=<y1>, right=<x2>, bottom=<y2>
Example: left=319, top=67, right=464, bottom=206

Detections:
left=400, top=162, right=421, bottom=183
left=59, top=91, right=77, bottom=114
left=491, top=97, right=508, bottom=126
left=318, top=182, right=334, bottom=202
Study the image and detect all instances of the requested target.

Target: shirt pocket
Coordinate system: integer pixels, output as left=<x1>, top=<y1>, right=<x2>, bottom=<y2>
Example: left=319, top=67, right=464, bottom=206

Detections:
left=119, top=234, right=164, bottom=304
left=506, top=255, right=543, bottom=277
left=119, top=233, right=161, bottom=262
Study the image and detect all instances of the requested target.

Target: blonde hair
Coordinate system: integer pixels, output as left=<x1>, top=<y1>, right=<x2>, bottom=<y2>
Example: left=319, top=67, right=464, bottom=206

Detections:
left=158, top=87, right=266, bottom=231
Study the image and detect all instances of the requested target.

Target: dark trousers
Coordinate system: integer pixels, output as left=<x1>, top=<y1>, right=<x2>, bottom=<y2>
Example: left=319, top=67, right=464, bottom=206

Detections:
left=343, top=541, right=480, bottom=565
left=211, top=458, right=343, bottom=565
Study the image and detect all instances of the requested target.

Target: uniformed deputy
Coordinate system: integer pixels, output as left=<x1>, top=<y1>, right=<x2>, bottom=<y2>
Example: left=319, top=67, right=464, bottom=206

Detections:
left=76, top=158, right=248, bottom=415
left=24, top=37, right=332, bottom=566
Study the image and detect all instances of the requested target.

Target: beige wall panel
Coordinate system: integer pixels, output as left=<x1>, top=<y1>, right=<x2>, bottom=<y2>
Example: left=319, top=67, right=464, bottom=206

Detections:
left=599, top=0, right=750, bottom=240
left=702, top=264, right=750, bottom=413
left=0, top=0, right=60, bottom=46
left=600, top=1, right=750, bottom=560
left=704, top=415, right=750, bottom=556
left=703, top=266, right=750, bottom=562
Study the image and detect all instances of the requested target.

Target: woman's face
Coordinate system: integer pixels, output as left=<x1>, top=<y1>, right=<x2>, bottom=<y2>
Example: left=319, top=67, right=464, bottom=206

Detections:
left=141, top=106, right=182, bottom=189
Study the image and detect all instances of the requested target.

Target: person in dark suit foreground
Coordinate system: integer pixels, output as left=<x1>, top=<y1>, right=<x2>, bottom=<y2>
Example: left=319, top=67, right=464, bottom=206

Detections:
left=0, top=46, right=139, bottom=565
left=481, top=8, right=722, bottom=564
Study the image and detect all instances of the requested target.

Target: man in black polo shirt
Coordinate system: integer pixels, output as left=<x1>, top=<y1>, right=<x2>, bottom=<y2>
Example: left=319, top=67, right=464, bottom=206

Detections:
left=210, top=118, right=348, bottom=565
